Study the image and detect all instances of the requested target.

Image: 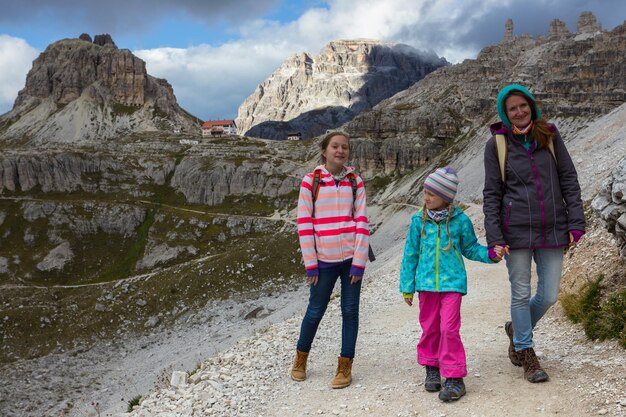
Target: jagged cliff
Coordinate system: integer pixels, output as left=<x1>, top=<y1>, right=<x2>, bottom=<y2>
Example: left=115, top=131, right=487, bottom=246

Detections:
left=236, top=39, right=447, bottom=139
left=593, top=156, right=626, bottom=259
left=342, top=12, right=626, bottom=176
left=0, top=34, right=201, bottom=143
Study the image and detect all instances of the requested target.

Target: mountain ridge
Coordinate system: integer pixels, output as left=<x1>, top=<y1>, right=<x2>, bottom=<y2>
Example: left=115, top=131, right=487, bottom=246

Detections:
left=0, top=35, right=201, bottom=143
left=236, top=39, right=447, bottom=139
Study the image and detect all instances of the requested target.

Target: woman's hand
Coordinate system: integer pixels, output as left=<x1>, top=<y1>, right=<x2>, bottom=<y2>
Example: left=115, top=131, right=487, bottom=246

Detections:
left=494, top=244, right=510, bottom=260
left=404, top=296, right=413, bottom=306
left=490, top=244, right=510, bottom=262
left=306, top=276, right=319, bottom=286
left=350, top=275, right=362, bottom=285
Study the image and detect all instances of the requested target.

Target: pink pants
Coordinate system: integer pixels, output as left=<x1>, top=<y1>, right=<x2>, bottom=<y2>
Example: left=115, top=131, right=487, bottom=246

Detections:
left=417, top=291, right=467, bottom=378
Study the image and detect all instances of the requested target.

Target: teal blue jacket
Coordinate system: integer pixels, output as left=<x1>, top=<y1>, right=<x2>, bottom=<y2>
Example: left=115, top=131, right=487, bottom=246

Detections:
left=399, top=207, right=493, bottom=295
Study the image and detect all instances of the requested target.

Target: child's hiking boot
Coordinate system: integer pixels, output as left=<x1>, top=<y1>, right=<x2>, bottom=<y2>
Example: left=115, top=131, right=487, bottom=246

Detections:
left=424, top=365, right=442, bottom=392
left=520, top=347, right=549, bottom=383
left=290, top=349, right=309, bottom=381
left=504, top=321, right=522, bottom=367
left=331, top=356, right=353, bottom=389
left=438, top=377, right=466, bottom=402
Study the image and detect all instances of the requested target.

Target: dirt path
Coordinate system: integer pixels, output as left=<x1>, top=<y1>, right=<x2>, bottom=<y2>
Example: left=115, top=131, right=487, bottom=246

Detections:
left=129, top=206, right=625, bottom=417
left=261, top=257, right=624, bottom=417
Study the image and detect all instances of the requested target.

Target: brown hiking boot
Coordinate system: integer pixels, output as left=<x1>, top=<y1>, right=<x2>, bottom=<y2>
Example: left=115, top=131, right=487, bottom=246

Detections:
left=290, top=350, right=309, bottom=381
left=520, top=347, right=549, bottom=383
left=505, top=321, right=522, bottom=367
left=331, top=356, right=353, bottom=389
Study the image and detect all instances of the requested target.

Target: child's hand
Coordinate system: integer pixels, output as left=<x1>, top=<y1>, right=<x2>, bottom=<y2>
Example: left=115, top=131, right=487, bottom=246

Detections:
left=403, top=294, right=413, bottom=306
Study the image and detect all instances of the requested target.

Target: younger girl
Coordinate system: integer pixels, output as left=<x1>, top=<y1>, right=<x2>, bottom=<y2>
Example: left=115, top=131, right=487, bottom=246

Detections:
left=400, top=166, right=504, bottom=402
left=291, top=131, right=369, bottom=389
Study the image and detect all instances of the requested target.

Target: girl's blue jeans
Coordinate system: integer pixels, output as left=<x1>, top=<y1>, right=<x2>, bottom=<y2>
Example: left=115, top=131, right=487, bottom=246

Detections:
left=296, top=262, right=361, bottom=358
left=505, top=248, right=564, bottom=351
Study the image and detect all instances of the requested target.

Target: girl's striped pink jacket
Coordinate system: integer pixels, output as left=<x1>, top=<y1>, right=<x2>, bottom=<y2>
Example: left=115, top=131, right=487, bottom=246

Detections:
left=297, top=165, right=370, bottom=277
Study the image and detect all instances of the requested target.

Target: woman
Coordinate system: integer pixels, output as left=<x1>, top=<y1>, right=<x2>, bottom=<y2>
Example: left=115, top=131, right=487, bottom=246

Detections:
left=291, top=131, right=370, bottom=389
left=483, top=84, right=585, bottom=383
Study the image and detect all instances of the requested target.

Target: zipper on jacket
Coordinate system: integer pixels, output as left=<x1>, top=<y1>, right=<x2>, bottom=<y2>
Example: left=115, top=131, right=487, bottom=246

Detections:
left=336, top=182, right=345, bottom=261
left=435, top=223, right=441, bottom=291
left=528, top=150, right=547, bottom=245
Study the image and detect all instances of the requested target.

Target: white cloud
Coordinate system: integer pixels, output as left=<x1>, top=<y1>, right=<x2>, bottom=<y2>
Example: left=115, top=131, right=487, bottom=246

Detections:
left=135, top=40, right=294, bottom=120
left=136, top=0, right=506, bottom=120
left=3, top=0, right=621, bottom=121
left=0, top=35, right=39, bottom=115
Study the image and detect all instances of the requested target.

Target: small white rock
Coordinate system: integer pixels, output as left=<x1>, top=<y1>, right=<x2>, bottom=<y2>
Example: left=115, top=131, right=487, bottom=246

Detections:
left=170, top=371, right=187, bottom=388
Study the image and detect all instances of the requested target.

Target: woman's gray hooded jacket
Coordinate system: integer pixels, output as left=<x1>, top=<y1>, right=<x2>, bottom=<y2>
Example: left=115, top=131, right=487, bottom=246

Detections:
left=483, top=122, right=585, bottom=249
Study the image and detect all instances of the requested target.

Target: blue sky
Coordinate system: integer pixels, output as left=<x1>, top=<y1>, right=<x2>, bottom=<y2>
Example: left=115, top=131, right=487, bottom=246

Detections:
left=1, top=0, right=624, bottom=121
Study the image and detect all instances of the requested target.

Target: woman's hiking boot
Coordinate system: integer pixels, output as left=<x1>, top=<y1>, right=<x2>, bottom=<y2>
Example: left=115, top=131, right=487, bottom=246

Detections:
left=331, top=356, right=353, bottom=389
left=290, top=350, right=309, bottom=381
left=438, top=378, right=466, bottom=402
left=520, top=347, right=549, bottom=383
left=505, top=321, right=522, bottom=367
left=424, top=366, right=442, bottom=392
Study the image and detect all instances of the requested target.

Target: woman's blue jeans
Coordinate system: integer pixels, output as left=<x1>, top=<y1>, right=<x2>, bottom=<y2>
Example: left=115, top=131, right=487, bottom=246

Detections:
left=296, top=262, right=361, bottom=358
left=505, top=248, right=564, bottom=351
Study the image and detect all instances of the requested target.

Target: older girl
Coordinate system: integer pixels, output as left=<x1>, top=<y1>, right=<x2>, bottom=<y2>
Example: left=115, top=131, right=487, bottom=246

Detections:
left=291, top=131, right=370, bottom=389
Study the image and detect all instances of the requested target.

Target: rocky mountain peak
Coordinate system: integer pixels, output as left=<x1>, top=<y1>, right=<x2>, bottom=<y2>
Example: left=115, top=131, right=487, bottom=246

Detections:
left=578, top=11, right=602, bottom=33
left=236, top=39, right=447, bottom=140
left=548, top=19, right=571, bottom=41
left=93, top=33, right=116, bottom=47
left=13, top=35, right=145, bottom=108
left=0, top=34, right=200, bottom=143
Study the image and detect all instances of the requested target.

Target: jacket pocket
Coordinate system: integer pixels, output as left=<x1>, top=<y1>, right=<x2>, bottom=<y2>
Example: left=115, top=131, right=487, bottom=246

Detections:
left=503, top=201, right=513, bottom=232
left=453, top=247, right=466, bottom=272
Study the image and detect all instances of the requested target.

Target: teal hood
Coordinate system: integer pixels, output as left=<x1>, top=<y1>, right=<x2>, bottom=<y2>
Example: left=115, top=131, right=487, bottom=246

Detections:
left=496, top=84, right=541, bottom=128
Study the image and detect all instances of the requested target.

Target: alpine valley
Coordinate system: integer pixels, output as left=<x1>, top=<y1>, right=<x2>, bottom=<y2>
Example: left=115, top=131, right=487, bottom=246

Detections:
left=0, top=12, right=625, bottom=417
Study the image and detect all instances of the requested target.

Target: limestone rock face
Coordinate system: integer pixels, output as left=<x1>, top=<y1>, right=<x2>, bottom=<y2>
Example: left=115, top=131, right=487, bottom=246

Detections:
left=578, top=11, right=602, bottom=33
left=236, top=39, right=447, bottom=139
left=341, top=12, right=626, bottom=177
left=36, top=241, right=74, bottom=272
left=170, top=156, right=303, bottom=206
left=548, top=19, right=571, bottom=41
left=0, top=35, right=200, bottom=143
left=592, top=157, right=626, bottom=259
left=504, top=19, right=514, bottom=42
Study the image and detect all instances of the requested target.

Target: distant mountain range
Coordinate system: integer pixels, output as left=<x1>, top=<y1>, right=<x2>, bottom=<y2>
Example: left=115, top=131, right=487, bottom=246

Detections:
left=236, top=39, right=448, bottom=140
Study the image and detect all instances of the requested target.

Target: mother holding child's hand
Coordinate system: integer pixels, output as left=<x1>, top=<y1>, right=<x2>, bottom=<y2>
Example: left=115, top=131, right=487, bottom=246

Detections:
left=483, top=84, right=585, bottom=383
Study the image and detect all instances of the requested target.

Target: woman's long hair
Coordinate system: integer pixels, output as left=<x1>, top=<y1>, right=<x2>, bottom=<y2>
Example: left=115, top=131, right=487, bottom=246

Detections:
left=505, top=90, right=555, bottom=149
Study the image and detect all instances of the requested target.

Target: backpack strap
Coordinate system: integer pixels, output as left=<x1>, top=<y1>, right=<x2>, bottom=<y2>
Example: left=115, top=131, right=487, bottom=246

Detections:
left=347, top=172, right=376, bottom=262
left=495, top=134, right=508, bottom=184
left=311, top=169, right=323, bottom=218
left=347, top=173, right=358, bottom=202
left=312, top=169, right=323, bottom=202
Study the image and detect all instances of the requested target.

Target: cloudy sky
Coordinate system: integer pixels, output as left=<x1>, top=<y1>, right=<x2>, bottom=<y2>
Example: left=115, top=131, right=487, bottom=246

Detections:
left=1, top=0, right=624, bottom=121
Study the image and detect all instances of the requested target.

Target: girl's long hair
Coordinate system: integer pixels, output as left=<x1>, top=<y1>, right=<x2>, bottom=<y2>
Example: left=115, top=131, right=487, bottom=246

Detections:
left=420, top=203, right=454, bottom=251
left=505, top=90, right=555, bottom=149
